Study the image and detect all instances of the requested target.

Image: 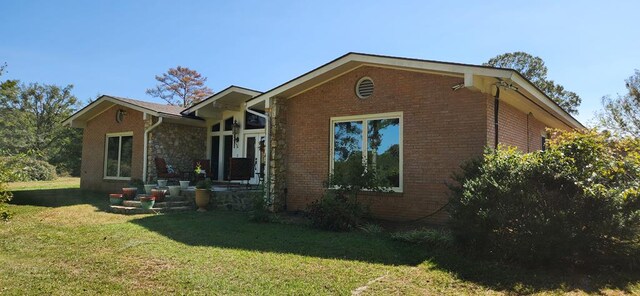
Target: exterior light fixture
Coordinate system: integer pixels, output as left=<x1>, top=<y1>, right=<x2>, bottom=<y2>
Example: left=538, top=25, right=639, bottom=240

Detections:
left=115, top=109, right=127, bottom=123
left=232, top=120, right=241, bottom=147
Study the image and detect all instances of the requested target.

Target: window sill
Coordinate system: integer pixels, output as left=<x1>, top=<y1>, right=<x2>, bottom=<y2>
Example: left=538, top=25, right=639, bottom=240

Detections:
left=103, top=177, right=131, bottom=181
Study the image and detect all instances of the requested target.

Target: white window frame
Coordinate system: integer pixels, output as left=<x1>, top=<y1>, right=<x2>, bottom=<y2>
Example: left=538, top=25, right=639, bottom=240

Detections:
left=104, top=132, right=134, bottom=180
left=329, top=112, right=403, bottom=192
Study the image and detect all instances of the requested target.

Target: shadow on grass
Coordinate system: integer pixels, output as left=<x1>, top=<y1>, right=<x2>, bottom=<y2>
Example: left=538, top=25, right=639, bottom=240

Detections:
left=131, top=211, right=640, bottom=294
left=10, top=188, right=109, bottom=211
left=131, top=211, right=428, bottom=266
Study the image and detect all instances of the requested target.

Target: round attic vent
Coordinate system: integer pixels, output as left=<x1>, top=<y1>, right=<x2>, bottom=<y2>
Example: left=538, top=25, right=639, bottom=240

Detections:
left=355, top=77, right=374, bottom=99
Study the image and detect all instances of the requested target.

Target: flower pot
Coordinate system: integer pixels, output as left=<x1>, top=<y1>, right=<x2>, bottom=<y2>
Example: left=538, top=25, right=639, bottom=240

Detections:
left=157, top=180, right=168, bottom=187
left=122, top=187, right=138, bottom=200
left=167, top=185, right=181, bottom=197
left=151, top=188, right=168, bottom=202
left=144, top=184, right=155, bottom=194
left=139, top=196, right=155, bottom=210
left=109, top=193, right=123, bottom=205
left=195, top=189, right=210, bottom=212
left=179, top=180, right=190, bottom=189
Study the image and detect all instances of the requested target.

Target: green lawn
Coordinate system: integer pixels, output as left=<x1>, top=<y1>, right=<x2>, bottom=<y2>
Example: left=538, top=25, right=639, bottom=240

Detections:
left=1, top=181, right=640, bottom=295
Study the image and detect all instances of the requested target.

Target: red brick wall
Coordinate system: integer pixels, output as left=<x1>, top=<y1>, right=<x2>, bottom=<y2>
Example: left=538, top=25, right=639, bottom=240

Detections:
left=486, top=98, right=565, bottom=152
left=285, top=66, right=489, bottom=222
left=80, top=105, right=145, bottom=192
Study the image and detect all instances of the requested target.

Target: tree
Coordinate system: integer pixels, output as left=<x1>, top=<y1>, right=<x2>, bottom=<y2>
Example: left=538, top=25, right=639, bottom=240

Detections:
left=484, top=52, right=582, bottom=115
left=0, top=83, right=82, bottom=175
left=598, top=70, right=640, bottom=137
left=146, top=66, right=213, bottom=107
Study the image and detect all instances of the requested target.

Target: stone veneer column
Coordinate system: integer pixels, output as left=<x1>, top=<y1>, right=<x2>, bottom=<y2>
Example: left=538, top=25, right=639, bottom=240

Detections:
left=269, top=97, right=287, bottom=211
left=146, top=119, right=206, bottom=183
left=144, top=116, right=154, bottom=183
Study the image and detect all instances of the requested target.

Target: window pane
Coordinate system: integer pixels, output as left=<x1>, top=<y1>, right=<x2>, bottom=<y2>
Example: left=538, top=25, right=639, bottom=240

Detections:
left=211, top=123, right=220, bottom=132
left=106, top=137, right=120, bottom=177
left=333, top=121, right=363, bottom=175
left=245, top=110, right=266, bottom=129
left=368, top=118, right=400, bottom=187
left=119, top=136, right=133, bottom=177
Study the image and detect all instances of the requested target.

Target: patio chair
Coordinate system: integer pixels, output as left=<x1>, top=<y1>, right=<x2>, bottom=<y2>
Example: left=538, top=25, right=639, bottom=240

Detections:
left=154, top=157, right=182, bottom=182
left=228, top=157, right=254, bottom=188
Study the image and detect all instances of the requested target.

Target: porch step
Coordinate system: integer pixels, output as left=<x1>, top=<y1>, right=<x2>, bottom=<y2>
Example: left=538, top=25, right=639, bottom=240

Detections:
left=109, top=205, right=193, bottom=215
left=122, top=200, right=191, bottom=208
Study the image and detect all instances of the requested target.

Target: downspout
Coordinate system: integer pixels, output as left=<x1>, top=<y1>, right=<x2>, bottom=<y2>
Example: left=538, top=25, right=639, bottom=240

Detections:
left=143, top=116, right=163, bottom=183
left=493, top=85, right=500, bottom=149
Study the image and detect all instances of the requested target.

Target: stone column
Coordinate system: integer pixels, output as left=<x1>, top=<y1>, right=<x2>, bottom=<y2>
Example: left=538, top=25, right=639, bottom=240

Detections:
left=268, top=97, right=287, bottom=211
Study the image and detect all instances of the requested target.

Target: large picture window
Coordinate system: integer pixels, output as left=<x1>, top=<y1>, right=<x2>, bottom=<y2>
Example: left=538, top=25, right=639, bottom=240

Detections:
left=104, top=132, right=133, bottom=179
left=331, top=113, right=402, bottom=190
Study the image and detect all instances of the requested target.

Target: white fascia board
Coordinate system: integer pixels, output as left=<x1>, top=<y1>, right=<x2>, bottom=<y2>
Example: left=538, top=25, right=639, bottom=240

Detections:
left=63, top=96, right=159, bottom=127
left=183, top=86, right=261, bottom=114
left=253, top=53, right=515, bottom=101
left=510, top=74, right=584, bottom=129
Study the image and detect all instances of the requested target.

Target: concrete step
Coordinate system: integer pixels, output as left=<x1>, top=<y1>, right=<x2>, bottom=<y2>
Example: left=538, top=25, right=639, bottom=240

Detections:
left=109, top=205, right=193, bottom=215
left=122, top=200, right=191, bottom=208
left=133, top=194, right=187, bottom=201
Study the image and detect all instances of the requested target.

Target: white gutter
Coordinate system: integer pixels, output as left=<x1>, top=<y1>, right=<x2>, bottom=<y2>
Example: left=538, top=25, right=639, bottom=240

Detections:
left=142, top=115, right=163, bottom=183
left=245, top=105, right=267, bottom=119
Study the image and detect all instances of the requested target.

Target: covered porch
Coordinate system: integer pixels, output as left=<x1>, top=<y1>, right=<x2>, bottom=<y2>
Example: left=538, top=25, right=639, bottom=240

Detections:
left=180, top=86, right=267, bottom=186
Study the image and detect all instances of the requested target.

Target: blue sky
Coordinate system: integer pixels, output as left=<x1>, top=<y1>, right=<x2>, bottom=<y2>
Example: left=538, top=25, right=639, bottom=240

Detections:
left=2, top=1, right=639, bottom=125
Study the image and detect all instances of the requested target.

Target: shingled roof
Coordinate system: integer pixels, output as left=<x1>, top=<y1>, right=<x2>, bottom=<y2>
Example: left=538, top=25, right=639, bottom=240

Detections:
left=108, top=96, right=185, bottom=116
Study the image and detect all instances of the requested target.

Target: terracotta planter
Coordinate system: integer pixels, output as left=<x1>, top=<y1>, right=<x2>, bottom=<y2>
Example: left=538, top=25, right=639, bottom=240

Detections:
left=168, top=185, right=181, bottom=197
left=144, top=184, right=156, bottom=194
left=139, top=196, right=155, bottom=210
left=122, top=187, right=138, bottom=200
left=195, top=189, right=210, bottom=212
left=109, top=193, right=123, bottom=205
left=179, top=181, right=190, bottom=189
left=151, top=188, right=168, bottom=202
left=157, top=180, right=168, bottom=187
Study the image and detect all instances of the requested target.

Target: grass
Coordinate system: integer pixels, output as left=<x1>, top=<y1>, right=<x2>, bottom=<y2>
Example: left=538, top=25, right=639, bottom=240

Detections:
left=1, top=180, right=640, bottom=294
left=6, top=177, right=80, bottom=191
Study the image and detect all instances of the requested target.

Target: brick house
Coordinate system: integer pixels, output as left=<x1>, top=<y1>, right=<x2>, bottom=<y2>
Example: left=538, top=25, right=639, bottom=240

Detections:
left=64, top=53, right=583, bottom=222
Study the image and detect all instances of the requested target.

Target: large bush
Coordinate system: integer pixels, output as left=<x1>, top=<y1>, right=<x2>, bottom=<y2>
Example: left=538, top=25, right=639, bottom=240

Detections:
left=307, top=162, right=391, bottom=231
left=0, top=160, right=13, bottom=221
left=448, top=129, right=640, bottom=267
left=0, top=154, right=57, bottom=182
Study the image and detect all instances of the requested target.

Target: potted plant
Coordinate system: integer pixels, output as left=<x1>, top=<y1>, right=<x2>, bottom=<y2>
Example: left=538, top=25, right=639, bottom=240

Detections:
left=109, top=193, right=124, bottom=205
left=179, top=180, right=190, bottom=189
left=128, top=178, right=145, bottom=194
left=121, top=187, right=138, bottom=200
left=157, top=179, right=168, bottom=187
left=139, top=195, right=155, bottom=210
left=167, top=185, right=181, bottom=198
left=195, top=179, right=212, bottom=212
left=151, top=188, right=168, bottom=202
left=144, top=183, right=156, bottom=195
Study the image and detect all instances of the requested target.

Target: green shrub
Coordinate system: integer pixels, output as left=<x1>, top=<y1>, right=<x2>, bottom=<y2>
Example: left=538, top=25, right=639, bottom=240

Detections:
left=0, top=162, right=13, bottom=221
left=391, top=228, right=454, bottom=249
left=249, top=191, right=271, bottom=223
left=358, top=223, right=384, bottom=234
left=0, top=154, right=57, bottom=182
left=307, top=190, right=365, bottom=231
left=307, top=161, right=392, bottom=232
left=448, top=129, right=640, bottom=268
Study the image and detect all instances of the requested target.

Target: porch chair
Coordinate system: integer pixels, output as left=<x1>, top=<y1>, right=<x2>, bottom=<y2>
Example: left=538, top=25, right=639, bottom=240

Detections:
left=154, top=157, right=182, bottom=182
left=227, top=157, right=254, bottom=188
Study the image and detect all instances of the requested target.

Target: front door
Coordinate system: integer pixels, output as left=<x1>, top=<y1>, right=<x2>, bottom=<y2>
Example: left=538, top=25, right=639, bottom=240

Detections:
left=244, top=133, right=265, bottom=184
